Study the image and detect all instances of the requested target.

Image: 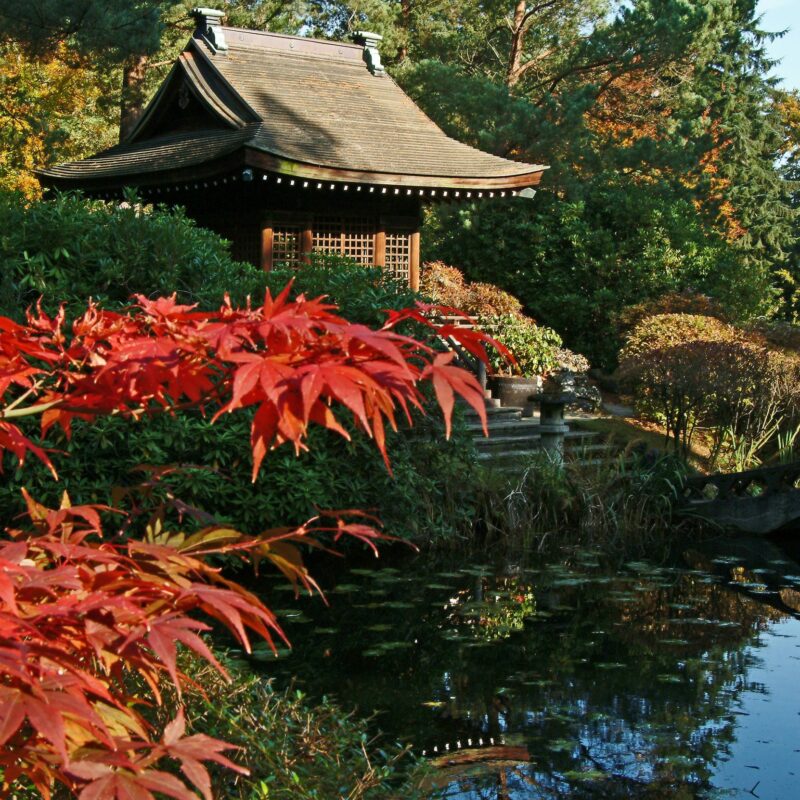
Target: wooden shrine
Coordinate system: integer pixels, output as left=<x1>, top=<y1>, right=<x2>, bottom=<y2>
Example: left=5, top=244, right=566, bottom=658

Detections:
left=38, top=8, right=546, bottom=290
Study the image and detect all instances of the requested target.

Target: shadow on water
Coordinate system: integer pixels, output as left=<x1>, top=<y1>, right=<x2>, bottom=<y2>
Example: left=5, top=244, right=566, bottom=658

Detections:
left=246, top=534, right=800, bottom=799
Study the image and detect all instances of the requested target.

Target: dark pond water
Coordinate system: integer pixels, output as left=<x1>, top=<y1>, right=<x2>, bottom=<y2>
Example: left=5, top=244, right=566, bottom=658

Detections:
left=253, top=535, right=800, bottom=799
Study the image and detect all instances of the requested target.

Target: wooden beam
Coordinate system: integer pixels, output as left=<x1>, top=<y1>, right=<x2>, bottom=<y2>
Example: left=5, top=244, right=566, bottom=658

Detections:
left=300, top=224, right=313, bottom=263
left=260, top=220, right=274, bottom=272
left=410, top=230, right=420, bottom=292
left=374, top=227, right=386, bottom=268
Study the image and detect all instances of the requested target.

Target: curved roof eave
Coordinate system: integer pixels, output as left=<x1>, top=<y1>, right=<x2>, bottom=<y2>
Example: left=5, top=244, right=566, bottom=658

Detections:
left=244, top=147, right=547, bottom=190
left=36, top=143, right=546, bottom=193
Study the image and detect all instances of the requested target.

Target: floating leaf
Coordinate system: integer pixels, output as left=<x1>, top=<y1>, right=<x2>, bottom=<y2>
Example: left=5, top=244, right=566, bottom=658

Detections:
left=562, top=770, right=606, bottom=782
left=547, top=739, right=574, bottom=752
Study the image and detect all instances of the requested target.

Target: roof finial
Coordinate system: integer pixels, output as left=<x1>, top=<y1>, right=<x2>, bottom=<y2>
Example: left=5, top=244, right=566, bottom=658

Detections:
left=353, top=31, right=384, bottom=76
left=191, top=8, right=228, bottom=52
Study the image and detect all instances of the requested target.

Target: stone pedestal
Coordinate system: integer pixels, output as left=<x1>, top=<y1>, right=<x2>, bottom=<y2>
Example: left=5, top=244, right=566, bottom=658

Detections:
left=529, top=379, right=574, bottom=465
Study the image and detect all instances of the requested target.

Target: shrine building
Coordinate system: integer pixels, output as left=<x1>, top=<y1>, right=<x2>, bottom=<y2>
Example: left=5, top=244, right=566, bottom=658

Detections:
left=39, top=8, right=547, bottom=290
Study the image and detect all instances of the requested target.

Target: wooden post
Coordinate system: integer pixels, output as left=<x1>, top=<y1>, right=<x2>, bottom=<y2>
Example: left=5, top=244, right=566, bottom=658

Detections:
left=300, top=224, right=313, bottom=264
left=374, top=228, right=386, bottom=268
left=260, top=220, right=273, bottom=272
left=409, top=229, right=420, bottom=291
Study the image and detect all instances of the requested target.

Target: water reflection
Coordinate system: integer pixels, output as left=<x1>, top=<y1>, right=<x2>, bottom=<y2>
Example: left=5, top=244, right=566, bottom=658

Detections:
left=263, top=537, right=800, bottom=799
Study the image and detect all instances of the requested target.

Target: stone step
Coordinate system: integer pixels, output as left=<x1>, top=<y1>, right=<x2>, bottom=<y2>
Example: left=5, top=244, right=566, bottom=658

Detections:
left=473, top=430, right=599, bottom=451
left=464, top=405, right=524, bottom=420
left=464, top=418, right=538, bottom=433
left=477, top=427, right=598, bottom=441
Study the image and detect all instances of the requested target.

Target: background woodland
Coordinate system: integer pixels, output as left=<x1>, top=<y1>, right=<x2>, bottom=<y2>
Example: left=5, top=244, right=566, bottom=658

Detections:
left=1, top=0, right=799, bottom=365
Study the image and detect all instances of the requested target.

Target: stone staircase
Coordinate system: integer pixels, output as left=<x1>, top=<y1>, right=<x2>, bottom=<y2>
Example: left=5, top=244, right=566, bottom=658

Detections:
left=462, top=389, right=613, bottom=471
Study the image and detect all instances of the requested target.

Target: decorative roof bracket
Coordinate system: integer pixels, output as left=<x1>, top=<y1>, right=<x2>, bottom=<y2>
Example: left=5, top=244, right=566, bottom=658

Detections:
left=353, top=31, right=384, bottom=76
left=191, top=7, right=228, bottom=52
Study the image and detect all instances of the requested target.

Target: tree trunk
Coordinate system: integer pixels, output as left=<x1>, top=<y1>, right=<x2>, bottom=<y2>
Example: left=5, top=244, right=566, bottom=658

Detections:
left=506, top=0, right=527, bottom=89
left=119, top=54, right=149, bottom=143
left=398, top=0, right=411, bottom=62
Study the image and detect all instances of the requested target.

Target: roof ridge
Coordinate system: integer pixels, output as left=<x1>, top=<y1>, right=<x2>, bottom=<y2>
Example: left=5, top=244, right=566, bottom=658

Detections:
left=221, top=27, right=361, bottom=50
left=216, top=28, right=364, bottom=63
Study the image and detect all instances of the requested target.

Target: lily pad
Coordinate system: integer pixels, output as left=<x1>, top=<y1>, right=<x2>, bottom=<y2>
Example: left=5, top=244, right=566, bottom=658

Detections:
left=547, top=739, right=574, bottom=752
left=332, top=583, right=360, bottom=593
left=562, top=770, right=606, bottom=782
left=551, top=577, right=591, bottom=587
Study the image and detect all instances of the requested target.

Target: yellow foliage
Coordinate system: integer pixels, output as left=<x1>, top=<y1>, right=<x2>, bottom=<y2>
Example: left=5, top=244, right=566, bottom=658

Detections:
left=0, top=41, right=117, bottom=197
left=776, top=90, right=800, bottom=159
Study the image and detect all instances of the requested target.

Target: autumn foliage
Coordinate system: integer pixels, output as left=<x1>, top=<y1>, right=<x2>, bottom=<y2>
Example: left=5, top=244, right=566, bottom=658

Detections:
left=619, top=313, right=800, bottom=465
left=0, top=287, right=495, bottom=798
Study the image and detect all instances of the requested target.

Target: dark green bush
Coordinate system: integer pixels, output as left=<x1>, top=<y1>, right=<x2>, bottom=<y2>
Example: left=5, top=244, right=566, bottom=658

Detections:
left=423, top=191, right=773, bottom=369
left=0, top=190, right=264, bottom=317
left=0, top=397, right=479, bottom=546
left=265, top=254, right=420, bottom=327
left=0, top=197, right=479, bottom=546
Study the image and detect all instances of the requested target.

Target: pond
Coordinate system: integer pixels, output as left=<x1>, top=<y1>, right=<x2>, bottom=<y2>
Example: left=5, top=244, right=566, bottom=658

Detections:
left=253, top=535, right=800, bottom=799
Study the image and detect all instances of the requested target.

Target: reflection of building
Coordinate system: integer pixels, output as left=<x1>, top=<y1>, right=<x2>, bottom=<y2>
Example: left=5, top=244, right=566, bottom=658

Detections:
left=38, top=8, right=546, bottom=289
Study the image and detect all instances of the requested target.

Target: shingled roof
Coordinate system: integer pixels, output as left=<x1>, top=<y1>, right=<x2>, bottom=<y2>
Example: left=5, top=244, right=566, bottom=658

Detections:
left=40, top=19, right=546, bottom=192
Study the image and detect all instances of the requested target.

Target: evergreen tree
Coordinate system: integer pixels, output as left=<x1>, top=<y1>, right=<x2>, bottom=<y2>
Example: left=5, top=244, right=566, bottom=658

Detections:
left=0, top=0, right=793, bottom=360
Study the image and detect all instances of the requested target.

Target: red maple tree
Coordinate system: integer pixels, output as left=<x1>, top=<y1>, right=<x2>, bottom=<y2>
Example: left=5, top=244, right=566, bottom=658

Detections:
left=0, top=287, right=497, bottom=798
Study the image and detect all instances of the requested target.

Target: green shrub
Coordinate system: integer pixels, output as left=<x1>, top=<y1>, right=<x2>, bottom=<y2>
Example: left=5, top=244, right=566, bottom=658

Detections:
left=266, top=254, right=419, bottom=327
left=484, top=313, right=562, bottom=377
left=0, top=200, right=478, bottom=545
left=702, top=340, right=800, bottom=469
left=0, top=390, right=479, bottom=546
left=618, top=314, right=740, bottom=453
left=0, top=190, right=264, bottom=317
